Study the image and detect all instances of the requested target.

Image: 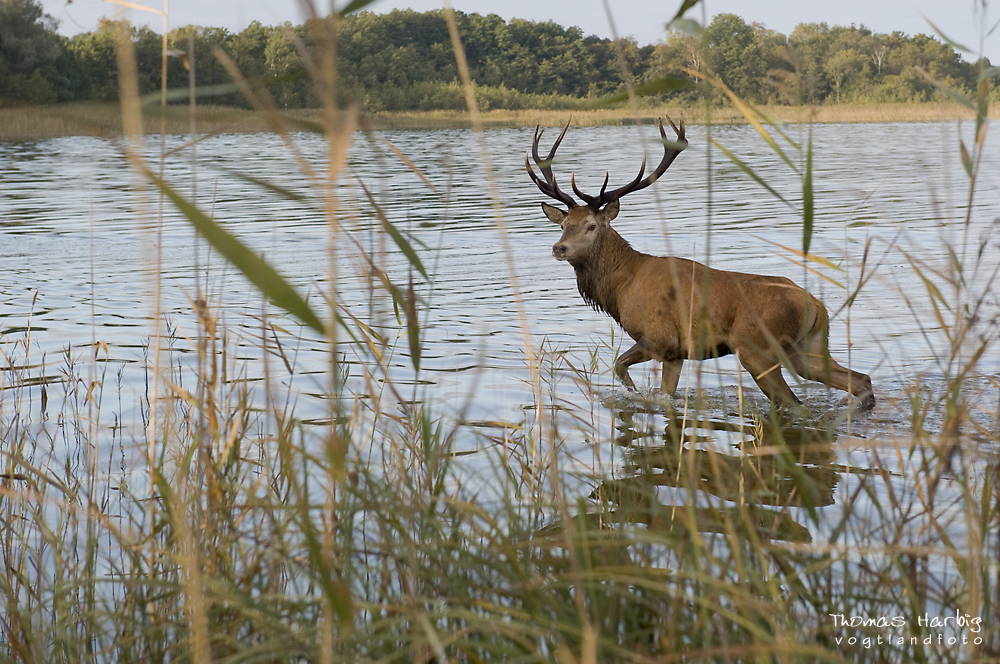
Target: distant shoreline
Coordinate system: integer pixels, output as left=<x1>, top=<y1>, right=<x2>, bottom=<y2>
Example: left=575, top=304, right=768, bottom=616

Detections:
left=0, top=102, right=991, bottom=140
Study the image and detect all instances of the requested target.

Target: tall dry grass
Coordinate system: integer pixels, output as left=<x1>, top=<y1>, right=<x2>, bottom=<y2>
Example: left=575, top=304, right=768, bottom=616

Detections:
left=1, top=101, right=996, bottom=140
left=365, top=101, right=999, bottom=130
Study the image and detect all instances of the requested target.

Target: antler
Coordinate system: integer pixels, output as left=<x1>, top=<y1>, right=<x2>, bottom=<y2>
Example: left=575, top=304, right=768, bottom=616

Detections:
left=572, top=116, right=687, bottom=210
left=525, top=120, right=578, bottom=209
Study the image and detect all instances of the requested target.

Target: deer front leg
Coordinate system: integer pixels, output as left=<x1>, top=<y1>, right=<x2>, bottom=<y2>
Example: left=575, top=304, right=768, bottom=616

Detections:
left=661, top=360, right=684, bottom=395
left=614, top=341, right=651, bottom=390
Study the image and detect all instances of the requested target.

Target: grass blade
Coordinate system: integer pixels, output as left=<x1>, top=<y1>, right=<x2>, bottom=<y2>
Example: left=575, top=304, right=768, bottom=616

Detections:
left=979, top=66, right=1000, bottom=81
left=776, top=254, right=845, bottom=289
left=148, top=171, right=325, bottom=335
left=669, top=0, right=702, bottom=24
left=214, top=165, right=315, bottom=204
left=959, top=139, right=974, bottom=178
left=709, top=138, right=792, bottom=208
left=669, top=17, right=704, bottom=35
left=751, top=235, right=844, bottom=272
left=377, top=133, right=439, bottom=194
left=803, top=126, right=814, bottom=258
left=340, top=0, right=380, bottom=16
left=587, top=76, right=697, bottom=108
left=923, top=17, right=973, bottom=53
left=689, top=69, right=799, bottom=172
left=357, top=179, right=429, bottom=281
left=406, top=272, right=421, bottom=373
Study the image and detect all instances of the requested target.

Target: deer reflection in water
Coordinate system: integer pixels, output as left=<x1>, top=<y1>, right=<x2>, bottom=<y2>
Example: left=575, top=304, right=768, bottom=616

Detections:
left=586, top=411, right=846, bottom=545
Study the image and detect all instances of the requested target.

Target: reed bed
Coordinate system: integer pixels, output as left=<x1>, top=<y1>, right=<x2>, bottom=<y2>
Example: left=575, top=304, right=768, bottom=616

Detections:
left=365, top=101, right=1000, bottom=130
left=0, top=103, right=271, bottom=140
left=1, top=101, right=996, bottom=140
left=1, top=8, right=999, bottom=664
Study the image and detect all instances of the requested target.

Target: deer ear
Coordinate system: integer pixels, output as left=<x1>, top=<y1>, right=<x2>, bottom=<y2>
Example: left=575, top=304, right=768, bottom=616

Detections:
left=541, top=202, right=567, bottom=225
left=599, top=199, right=620, bottom=223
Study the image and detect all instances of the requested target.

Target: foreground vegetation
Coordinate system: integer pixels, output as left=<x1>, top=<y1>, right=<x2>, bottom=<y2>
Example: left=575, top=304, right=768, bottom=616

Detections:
left=2, top=1, right=999, bottom=662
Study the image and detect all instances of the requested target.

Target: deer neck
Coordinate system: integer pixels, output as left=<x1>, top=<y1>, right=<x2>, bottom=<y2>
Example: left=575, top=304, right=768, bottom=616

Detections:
left=569, top=229, right=640, bottom=324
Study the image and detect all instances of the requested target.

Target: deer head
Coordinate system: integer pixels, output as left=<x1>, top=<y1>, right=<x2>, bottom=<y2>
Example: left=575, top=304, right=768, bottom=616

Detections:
left=542, top=199, right=619, bottom=262
left=525, top=117, right=687, bottom=258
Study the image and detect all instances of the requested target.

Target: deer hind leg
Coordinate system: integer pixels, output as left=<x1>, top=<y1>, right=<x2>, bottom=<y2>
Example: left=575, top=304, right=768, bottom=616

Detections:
left=790, top=346, right=875, bottom=408
left=736, top=349, right=801, bottom=407
left=661, top=360, right=684, bottom=395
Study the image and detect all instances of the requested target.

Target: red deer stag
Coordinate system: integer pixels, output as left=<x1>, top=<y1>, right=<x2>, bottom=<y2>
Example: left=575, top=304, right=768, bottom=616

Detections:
left=525, top=118, right=875, bottom=408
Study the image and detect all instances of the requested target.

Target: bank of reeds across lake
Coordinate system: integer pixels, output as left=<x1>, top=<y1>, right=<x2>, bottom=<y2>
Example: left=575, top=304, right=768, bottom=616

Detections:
left=1, top=101, right=996, bottom=140
left=365, top=101, right=1000, bottom=130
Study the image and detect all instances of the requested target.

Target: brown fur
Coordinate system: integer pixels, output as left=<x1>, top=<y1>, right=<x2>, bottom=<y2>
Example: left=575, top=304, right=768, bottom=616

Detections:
left=544, top=200, right=875, bottom=408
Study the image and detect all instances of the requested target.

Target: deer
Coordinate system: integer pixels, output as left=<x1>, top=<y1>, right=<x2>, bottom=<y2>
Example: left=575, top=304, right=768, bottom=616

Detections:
left=525, top=118, right=875, bottom=409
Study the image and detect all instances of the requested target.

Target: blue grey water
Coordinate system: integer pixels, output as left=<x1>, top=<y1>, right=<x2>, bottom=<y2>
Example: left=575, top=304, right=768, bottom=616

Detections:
left=1, top=122, right=998, bottom=590
left=3, top=122, right=996, bottom=419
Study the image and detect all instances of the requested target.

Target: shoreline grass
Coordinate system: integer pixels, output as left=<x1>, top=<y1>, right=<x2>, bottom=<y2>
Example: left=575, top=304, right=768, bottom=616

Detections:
left=0, top=101, right=996, bottom=140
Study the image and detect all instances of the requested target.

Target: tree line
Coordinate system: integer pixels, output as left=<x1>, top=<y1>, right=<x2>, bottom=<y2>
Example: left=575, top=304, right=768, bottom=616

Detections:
left=0, top=0, right=986, bottom=111
left=659, top=13, right=983, bottom=106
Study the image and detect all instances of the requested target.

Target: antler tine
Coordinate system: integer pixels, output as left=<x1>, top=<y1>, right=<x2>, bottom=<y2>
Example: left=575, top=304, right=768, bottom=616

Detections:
left=526, top=121, right=578, bottom=209
left=530, top=125, right=546, bottom=166
left=587, top=115, right=688, bottom=208
left=525, top=150, right=567, bottom=205
left=571, top=172, right=591, bottom=207
left=571, top=171, right=609, bottom=209
left=533, top=121, right=571, bottom=184
left=536, top=121, right=570, bottom=168
left=525, top=149, right=545, bottom=188
left=643, top=115, right=686, bottom=184
left=609, top=158, right=647, bottom=203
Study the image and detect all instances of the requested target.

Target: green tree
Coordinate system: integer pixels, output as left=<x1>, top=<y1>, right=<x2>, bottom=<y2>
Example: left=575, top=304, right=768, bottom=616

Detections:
left=641, top=30, right=703, bottom=103
left=825, top=48, right=867, bottom=102
left=786, top=22, right=835, bottom=102
left=66, top=22, right=119, bottom=102
left=0, top=0, right=61, bottom=104
left=227, top=20, right=275, bottom=79
left=868, top=36, right=889, bottom=76
left=133, top=24, right=165, bottom=96
left=702, top=13, right=770, bottom=103
left=263, top=23, right=313, bottom=108
left=63, top=21, right=164, bottom=102
left=167, top=25, right=239, bottom=106
left=458, top=13, right=509, bottom=88
left=1, top=7, right=980, bottom=111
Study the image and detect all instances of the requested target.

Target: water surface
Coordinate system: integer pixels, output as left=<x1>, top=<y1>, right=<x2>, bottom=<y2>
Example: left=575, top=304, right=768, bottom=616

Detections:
left=1, top=121, right=998, bottom=495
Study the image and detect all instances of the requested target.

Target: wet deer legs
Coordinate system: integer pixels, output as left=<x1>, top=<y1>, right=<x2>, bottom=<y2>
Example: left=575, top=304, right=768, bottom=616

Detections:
left=614, top=340, right=684, bottom=395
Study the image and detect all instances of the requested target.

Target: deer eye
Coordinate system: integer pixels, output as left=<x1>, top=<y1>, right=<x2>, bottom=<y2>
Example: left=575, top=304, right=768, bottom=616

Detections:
left=587, top=224, right=596, bottom=231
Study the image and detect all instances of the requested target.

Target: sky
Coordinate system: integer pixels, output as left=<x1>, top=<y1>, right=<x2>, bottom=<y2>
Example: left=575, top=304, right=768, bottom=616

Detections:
left=41, top=0, right=998, bottom=64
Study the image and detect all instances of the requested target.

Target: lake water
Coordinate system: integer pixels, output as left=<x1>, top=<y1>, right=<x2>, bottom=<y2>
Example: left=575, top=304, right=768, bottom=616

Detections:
left=1, top=121, right=998, bottom=528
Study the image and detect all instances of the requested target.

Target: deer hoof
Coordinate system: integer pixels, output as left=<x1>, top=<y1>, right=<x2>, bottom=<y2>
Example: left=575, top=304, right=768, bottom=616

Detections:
left=616, top=373, right=637, bottom=391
